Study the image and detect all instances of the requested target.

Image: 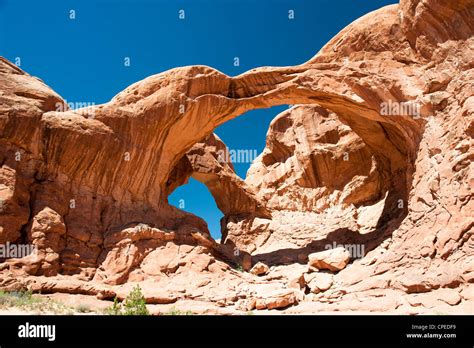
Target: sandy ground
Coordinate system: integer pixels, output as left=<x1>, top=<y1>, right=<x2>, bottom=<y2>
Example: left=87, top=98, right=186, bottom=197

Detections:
left=1, top=292, right=471, bottom=315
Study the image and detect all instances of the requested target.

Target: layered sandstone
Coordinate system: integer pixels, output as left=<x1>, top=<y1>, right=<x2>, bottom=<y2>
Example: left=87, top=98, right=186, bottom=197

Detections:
left=0, top=0, right=472, bottom=314
left=246, top=105, right=382, bottom=211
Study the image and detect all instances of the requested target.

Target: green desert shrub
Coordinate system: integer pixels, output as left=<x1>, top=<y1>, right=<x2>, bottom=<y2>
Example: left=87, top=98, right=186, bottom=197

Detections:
left=0, top=289, right=40, bottom=307
left=163, top=307, right=193, bottom=315
left=234, top=263, right=244, bottom=272
left=0, top=289, right=72, bottom=314
left=76, top=304, right=91, bottom=313
left=105, top=285, right=150, bottom=316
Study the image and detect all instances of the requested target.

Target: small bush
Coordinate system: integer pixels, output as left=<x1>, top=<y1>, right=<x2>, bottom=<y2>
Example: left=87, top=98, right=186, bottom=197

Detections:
left=0, top=289, right=72, bottom=314
left=76, top=304, right=91, bottom=313
left=0, top=289, right=40, bottom=307
left=163, top=307, right=193, bottom=315
left=105, top=285, right=150, bottom=316
left=105, top=297, right=122, bottom=315
left=123, top=285, right=149, bottom=315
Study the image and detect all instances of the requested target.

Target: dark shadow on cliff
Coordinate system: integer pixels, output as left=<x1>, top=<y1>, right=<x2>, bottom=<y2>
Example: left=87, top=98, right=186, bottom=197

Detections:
left=251, top=212, right=405, bottom=267
left=249, top=116, right=427, bottom=268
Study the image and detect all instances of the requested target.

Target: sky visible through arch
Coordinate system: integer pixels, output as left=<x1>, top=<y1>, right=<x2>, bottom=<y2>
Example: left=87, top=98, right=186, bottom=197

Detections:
left=0, top=0, right=397, bottom=239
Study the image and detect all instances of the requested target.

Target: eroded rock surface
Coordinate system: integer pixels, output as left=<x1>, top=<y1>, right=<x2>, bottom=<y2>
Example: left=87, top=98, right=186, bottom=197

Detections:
left=0, top=0, right=472, bottom=314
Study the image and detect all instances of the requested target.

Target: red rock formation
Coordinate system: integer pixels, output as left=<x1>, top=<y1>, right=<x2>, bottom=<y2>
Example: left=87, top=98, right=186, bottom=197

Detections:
left=0, top=0, right=472, bottom=314
left=246, top=105, right=382, bottom=211
left=166, top=133, right=270, bottom=218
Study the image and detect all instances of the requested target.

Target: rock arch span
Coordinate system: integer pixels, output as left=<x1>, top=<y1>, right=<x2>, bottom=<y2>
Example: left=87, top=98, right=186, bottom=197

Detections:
left=0, top=0, right=472, bottom=313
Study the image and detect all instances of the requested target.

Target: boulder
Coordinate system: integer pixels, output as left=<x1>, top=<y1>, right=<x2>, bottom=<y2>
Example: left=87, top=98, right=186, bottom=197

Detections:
left=250, top=262, right=269, bottom=276
left=308, top=247, right=351, bottom=272
left=255, top=289, right=299, bottom=310
left=305, top=273, right=333, bottom=293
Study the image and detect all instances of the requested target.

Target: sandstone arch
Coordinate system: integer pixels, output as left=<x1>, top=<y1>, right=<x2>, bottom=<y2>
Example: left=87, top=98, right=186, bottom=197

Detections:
left=0, top=54, right=421, bottom=247
left=0, top=0, right=472, bottom=312
left=165, top=133, right=270, bottom=219
left=0, top=0, right=444, bottom=259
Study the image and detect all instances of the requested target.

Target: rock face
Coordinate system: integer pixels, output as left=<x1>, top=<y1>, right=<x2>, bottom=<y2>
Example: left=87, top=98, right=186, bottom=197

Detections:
left=308, top=248, right=351, bottom=272
left=246, top=105, right=382, bottom=212
left=167, top=133, right=270, bottom=218
left=0, top=0, right=473, bottom=314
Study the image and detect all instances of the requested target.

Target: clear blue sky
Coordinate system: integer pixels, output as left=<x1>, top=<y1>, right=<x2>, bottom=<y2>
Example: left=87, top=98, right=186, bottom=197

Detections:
left=0, top=0, right=397, bottom=239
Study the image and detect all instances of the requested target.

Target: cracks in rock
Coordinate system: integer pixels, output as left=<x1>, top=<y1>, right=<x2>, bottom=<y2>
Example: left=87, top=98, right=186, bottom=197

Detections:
left=17, top=168, right=41, bottom=245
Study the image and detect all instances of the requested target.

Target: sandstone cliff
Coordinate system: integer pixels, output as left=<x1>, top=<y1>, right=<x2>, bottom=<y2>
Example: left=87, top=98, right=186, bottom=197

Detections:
left=0, top=0, right=472, bottom=314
